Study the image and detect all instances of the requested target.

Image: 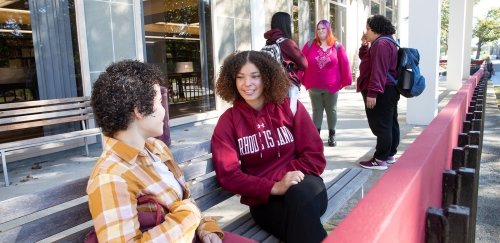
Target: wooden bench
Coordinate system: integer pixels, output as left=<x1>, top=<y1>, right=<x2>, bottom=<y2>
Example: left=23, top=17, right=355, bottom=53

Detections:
left=0, top=97, right=102, bottom=187
left=0, top=140, right=371, bottom=242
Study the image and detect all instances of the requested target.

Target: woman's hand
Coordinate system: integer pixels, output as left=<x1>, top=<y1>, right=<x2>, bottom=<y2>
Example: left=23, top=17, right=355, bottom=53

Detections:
left=271, top=171, right=305, bottom=195
left=366, top=97, right=376, bottom=109
left=361, top=32, right=369, bottom=46
left=201, top=233, right=222, bottom=243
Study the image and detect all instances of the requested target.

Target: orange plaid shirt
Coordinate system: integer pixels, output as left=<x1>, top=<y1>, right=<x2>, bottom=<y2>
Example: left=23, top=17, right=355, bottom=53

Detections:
left=87, top=136, right=223, bottom=242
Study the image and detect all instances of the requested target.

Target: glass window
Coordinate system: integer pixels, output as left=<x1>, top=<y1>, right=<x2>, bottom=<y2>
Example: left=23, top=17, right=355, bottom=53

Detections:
left=330, top=2, right=347, bottom=45
left=0, top=1, right=81, bottom=104
left=294, top=0, right=316, bottom=46
left=0, top=2, right=36, bottom=103
left=371, top=1, right=380, bottom=15
left=143, top=0, right=215, bottom=119
left=386, top=9, right=393, bottom=22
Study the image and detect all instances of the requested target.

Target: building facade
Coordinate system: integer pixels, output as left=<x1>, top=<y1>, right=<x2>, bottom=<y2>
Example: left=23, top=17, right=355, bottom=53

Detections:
left=0, top=0, right=398, bottom=143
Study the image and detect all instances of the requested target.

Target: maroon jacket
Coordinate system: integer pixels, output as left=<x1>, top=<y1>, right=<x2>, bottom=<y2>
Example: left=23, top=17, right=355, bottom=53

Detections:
left=264, top=29, right=308, bottom=73
left=356, top=36, right=398, bottom=98
left=211, top=98, right=326, bottom=206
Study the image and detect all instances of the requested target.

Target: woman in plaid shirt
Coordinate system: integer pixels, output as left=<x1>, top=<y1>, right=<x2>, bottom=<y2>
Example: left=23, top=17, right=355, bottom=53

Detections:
left=88, top=60, right=254, bottom=243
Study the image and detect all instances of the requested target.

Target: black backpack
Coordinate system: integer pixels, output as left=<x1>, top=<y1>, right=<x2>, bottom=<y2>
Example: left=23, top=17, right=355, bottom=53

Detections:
left=374, top=36, right=426, bottom=98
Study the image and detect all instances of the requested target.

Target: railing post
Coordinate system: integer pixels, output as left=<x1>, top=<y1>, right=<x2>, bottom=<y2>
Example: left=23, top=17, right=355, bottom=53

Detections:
left=457, top=167, right=476, bottom=243
left=447, top=205, right=470, bottom=243
left=442, top=170, right=457, bottom=208
left=426, top=207, right=449, bottom=243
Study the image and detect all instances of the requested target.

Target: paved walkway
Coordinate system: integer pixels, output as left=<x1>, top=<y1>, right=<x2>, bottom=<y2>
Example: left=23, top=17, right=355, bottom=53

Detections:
left=0, top=65, right=499, bottom=241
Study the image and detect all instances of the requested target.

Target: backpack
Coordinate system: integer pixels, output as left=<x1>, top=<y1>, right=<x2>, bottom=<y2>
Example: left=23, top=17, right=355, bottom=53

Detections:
left=261, top=37, right=287, bottom=63
left=375, top=36, right=426, bottom=98
left=261, top=37, right=301, bottom=87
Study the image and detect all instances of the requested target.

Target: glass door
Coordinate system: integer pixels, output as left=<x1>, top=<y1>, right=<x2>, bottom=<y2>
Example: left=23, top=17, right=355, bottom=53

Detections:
left=143, top=0, right=215, bottom=119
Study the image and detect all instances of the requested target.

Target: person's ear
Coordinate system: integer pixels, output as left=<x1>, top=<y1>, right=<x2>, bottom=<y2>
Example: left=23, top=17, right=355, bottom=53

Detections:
left=133, top=107, right=144, bottom=119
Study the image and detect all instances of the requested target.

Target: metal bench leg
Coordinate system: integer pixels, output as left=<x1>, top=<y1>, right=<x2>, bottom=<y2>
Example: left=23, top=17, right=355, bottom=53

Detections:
left=1, top=151, right=9, bottom=187
left=84, top=137, right=89, bottom=156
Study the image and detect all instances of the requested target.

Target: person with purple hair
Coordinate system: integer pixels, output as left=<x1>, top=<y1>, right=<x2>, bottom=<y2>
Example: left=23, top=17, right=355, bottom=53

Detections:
left=300, top=20, right=352, bottom=147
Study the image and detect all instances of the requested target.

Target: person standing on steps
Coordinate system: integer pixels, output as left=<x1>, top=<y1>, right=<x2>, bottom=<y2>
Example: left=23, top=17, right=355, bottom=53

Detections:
left=357, top=15, right=400, bottom=170
left=300, top=20, right=352, bottom=147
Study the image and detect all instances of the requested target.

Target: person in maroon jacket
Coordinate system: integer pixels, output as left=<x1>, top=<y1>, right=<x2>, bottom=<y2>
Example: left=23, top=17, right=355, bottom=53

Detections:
left=211, top=51, right=327, bottom=243
left=357, top=15, right=400, bottom=170
left=264, top=12, right=308, bottom=114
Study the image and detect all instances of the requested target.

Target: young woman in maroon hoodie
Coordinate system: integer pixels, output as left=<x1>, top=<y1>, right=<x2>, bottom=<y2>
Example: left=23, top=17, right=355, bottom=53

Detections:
left=211, top=51, right=328, bottom=243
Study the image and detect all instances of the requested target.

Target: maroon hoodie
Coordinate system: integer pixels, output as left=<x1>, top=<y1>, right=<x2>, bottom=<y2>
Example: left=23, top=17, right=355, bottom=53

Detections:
left=211, top=98, right=326, bottom=206
left=264, top=29, right=308, bottom=72
left=356, top=36, right=398, bottom=98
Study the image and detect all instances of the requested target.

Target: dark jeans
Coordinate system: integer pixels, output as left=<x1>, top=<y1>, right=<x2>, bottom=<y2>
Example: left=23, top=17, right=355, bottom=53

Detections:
left=250, top=175, right=327, bottom=243
left=362, top=85, right=400, bottom=161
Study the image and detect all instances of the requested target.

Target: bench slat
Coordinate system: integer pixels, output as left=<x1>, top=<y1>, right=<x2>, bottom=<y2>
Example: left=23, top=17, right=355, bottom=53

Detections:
left=0, top=202, right=91, bottom=242
left=182, top=158, right=214, bottom=182
left=189, top=174, right=219, bottom=200
left=320, top=169, right=371, bottom=224
left=0, top=128, right=101, bottom=151
left=222, top=212, right=253, bottom=232
left=0, top=115, right=94, bottom=132
left=195, top=188, right=234, bottom=212
left=0, top=107, right=92, bottom=125
left=172, top=140, right=211, bottom=165
left=56, top=224, right=94, bottom=243
left=0, top=177, right=88, bottom=224
left=0, top=101, right=90, bottom=118
left=0, top=97, right=89, bottom=110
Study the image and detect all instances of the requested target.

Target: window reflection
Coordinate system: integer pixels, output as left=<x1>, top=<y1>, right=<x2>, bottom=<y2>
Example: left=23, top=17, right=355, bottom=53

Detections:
left=371, top=1, right=380, bottom=15
left=143, top=0, right=215, bottom=119
left=0, top=0, right=81, bottom=104
left=0, top=1, right=36, bottom=103
left=330, top=2, right=347, bottom=46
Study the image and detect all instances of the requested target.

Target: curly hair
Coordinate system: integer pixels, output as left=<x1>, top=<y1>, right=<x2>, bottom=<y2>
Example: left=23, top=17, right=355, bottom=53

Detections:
left=91, top=60, right=163, bottom=137
left=367, top=15, right=396, bottom=35
left=216, top=51, right=290, bottom=104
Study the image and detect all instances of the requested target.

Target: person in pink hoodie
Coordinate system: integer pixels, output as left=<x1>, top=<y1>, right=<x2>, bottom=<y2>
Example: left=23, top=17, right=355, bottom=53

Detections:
left=211, top=51, right=327, bottom=243
left=300, top=20, right=352, bottom=147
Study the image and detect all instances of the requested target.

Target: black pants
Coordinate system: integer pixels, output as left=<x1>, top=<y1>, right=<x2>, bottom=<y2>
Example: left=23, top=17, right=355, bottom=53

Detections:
left=362, top=85, right=400, bottom=161
left=250, top=175, right=327, bottom=243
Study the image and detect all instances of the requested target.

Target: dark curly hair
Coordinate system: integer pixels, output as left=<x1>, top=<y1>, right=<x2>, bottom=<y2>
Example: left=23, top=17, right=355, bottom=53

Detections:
left=367, top=15, right=396, bottom=35
left=91, top=60, right=163, bottom=137
left=216, top=51, right=290, bottom=104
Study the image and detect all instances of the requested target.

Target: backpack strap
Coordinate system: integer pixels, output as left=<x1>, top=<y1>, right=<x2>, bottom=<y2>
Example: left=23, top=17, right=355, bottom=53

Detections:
left=374, top=36, right=400, bottom=47
left=372, top=36, right=399, bottom=85
left=276, top=37, right=287, bottom=45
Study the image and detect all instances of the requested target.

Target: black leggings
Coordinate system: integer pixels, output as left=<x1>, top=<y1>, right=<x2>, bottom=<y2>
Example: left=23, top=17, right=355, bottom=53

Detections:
left=250, top=175, right=327, bottom=243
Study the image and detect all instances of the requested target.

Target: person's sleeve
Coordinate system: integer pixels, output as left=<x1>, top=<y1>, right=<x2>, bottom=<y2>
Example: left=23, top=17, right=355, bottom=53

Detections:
left=281, top=101, right=326, bottom=176
left=367, top=41, right=393, bottom=98
left=88, top=174, right=202, bottom=242
left=337, top=44, right=353, bottom=88
left=281, top=39, right=308, bottom=71
left=297, top=42, right=311, bottom=86
left=196, top=216, right=224, bottom=240
left=211, top=112, right=275, bottom=203
left=359, top=45, right=368, bottom=59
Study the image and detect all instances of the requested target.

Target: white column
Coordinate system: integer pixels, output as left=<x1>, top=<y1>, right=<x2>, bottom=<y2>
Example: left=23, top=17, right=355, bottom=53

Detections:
left=446, top=0, right=467, bottom=90
left=251, top=0, right=266, bottom=50
left=405, top=0, right=441, bottom=125
left=462, top=0, right=474, bottom=78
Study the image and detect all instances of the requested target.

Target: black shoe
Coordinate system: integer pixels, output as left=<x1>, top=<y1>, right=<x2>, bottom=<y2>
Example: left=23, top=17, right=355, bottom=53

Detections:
left=328, top=129, right=337, bottom=147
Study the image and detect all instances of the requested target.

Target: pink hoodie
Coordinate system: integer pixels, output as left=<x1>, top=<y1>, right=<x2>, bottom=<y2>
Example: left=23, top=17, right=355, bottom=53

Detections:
left=300, top=41, right=352, bottom=93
